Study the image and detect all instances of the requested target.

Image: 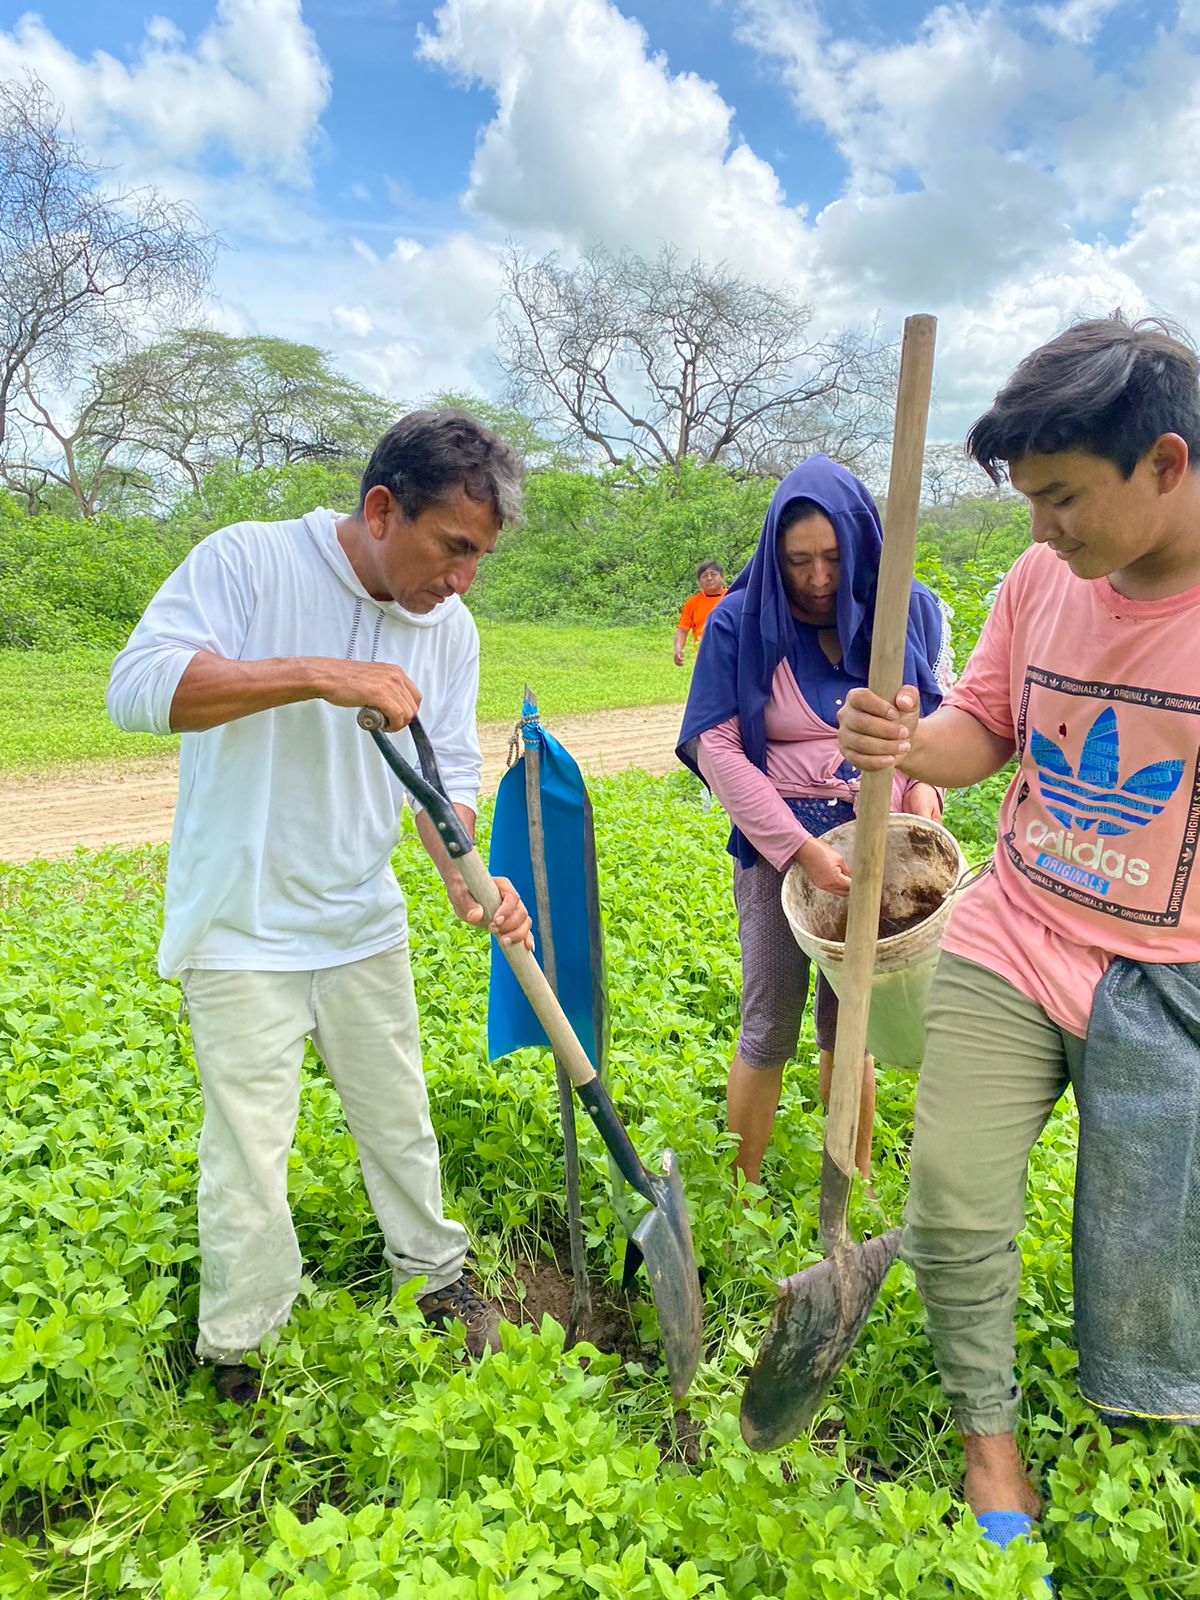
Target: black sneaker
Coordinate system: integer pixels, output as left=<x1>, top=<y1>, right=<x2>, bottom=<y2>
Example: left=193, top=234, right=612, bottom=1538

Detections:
left=212, top=1362, right=260, bottom=1405
left=417, top=1272, right=502, bottom=1356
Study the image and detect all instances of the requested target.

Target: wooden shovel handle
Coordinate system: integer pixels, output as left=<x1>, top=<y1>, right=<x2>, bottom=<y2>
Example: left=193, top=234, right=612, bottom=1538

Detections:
left=824, top=314, right=937, bottom=1184
left=452, top=842, right=600, bottom=1092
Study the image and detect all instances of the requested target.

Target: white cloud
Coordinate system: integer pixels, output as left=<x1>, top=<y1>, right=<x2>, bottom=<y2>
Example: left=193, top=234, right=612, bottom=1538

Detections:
left=1033, top=0, right=1123, bottom=45
left=731, top=0, right=1200, bottom=435
left=418, top=0, right=812, bottom=277
left=332, top=304, right=375, bottom=337
left=205, top=230, right=507, bottom=408
left=388, top=238, right=423, bottom=266
left=0, top=1, right=329, bottom=184
left=736, top=1, right=1100, bottom=199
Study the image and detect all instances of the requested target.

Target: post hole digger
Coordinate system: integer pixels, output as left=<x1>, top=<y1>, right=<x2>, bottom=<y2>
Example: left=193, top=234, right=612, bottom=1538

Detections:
left=739, top=313, right=938, bottom=1451
left=358, top=706, right=704, bottom=1402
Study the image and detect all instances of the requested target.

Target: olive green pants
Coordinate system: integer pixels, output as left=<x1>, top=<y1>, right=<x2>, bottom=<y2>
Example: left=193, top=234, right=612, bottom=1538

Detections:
left=904, top=952, right=1085, bottom=1435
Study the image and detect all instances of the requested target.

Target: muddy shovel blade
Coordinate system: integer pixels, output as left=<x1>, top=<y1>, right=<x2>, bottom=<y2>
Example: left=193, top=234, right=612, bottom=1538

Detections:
left=739, top=1227, right=902, bottom=1450
left=630, top=1149, right=704, bottom=1402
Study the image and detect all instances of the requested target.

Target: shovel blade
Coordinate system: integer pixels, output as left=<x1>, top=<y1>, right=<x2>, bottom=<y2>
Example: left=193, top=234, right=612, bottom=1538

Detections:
left=739, top=1226, right=902, bottom=1450
left=631, top=1149, right=704, bottom=1402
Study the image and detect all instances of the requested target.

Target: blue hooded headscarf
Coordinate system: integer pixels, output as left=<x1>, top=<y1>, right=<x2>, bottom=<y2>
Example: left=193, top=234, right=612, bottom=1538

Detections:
left=676, top=454, right=946, bottom=867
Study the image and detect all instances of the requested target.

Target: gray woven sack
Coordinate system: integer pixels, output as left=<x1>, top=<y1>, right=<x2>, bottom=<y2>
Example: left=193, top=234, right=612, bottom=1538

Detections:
left=1075, top=957, right=1200, bottom=1424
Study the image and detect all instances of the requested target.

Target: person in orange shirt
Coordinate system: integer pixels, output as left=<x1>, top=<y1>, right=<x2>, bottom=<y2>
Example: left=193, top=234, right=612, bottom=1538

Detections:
left=673, top=560, right=727, bottom=665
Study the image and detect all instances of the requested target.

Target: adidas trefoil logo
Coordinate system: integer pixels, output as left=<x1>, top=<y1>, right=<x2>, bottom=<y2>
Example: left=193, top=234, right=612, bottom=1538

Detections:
left=1030, top=707, right=1184, bottom=839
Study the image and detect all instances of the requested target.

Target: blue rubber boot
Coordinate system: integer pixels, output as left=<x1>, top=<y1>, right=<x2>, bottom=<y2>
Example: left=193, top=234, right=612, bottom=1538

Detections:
left=976, top=1512, right=1053, bottom=1593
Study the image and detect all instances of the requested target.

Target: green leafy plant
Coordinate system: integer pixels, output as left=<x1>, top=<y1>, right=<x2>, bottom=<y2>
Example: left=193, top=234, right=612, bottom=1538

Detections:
left=2, top=774, right=1196, bottom=1597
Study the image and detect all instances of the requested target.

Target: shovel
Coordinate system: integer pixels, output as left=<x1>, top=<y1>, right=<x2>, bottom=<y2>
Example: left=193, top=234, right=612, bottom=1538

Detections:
left=739, top=312, right=938, bottom=1450
left=358, top=708, right=704, bottom=1401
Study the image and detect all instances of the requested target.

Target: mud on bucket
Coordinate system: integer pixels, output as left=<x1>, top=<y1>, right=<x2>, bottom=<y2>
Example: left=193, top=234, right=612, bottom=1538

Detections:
left=782, top=815, right=967, bottom=1070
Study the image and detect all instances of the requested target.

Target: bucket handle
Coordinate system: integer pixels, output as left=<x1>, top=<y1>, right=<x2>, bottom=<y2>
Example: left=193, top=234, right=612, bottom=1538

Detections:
left=951, top=858, right=994, bottom=896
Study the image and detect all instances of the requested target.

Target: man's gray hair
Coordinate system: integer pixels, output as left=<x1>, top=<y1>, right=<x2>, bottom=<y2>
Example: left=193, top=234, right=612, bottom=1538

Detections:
left=360, top=407, right=525, bottom=524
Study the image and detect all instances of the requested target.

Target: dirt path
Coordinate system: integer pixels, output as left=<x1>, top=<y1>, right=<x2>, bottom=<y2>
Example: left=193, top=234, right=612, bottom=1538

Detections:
left=0, top=703, right=687, bottom=864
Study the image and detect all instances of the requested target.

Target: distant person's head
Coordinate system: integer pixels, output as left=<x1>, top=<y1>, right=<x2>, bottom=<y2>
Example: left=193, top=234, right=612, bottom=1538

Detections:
left=775, top=496, right=841, bottom=625
left=966, top=314, right=1200, bottom=582
left=354, top=409, right=524, bottom=613
left=696, top=560, right=725, bottom=596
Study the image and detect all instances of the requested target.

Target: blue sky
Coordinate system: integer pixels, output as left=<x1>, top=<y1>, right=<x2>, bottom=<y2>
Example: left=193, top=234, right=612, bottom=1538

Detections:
left=3, top=1, right=1198, bottom=441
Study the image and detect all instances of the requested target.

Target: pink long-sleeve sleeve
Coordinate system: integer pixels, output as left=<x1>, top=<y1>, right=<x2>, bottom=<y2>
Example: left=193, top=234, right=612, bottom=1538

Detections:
left=696, top=718, right=811, bottom=870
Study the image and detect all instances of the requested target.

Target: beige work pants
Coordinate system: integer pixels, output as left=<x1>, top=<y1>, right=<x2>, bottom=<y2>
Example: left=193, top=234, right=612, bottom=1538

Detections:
left=182, top=944, right=468, bottom=1362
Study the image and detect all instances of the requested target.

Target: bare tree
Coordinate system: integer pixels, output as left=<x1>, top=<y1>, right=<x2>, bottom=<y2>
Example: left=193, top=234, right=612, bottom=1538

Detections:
left=0, top=358, right=155, bottom=515
left=2, top=329, right=400, bottom=513
left=111, top=331, right=398, bottom=482
left=497, top=243, right=896, bottom=475
left=0, top=75, right=215, bottom=448
left=921, top=442, right=1002, bottom=508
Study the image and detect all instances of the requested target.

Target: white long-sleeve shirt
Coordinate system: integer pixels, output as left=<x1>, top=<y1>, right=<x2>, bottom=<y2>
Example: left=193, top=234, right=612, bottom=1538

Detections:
left=107, top=507, right=483, bottom=978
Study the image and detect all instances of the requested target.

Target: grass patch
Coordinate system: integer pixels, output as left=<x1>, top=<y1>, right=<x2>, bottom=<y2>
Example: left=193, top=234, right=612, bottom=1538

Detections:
left=0, top=624, right=689, bottom=777
left=0, top=648, right=172, bottom=773
left=477, top=621, right=688, bottom=720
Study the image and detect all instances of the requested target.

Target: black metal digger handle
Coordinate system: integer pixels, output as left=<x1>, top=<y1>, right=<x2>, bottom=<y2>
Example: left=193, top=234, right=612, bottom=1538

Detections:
left=357, top=708, right=473, bottom=858
left=573, top=1079, right=655, bottom=1202
left=357, top=706, right=657, bottom=1206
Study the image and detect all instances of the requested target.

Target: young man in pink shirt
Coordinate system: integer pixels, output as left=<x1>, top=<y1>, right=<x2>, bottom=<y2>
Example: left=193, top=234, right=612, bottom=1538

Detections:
left=839, top=316, right=1200, bottom=1552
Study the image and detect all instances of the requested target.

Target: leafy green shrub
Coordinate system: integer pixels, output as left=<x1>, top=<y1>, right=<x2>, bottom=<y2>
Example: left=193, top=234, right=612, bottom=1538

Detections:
left=0, top=499, right=192, bottom=650
left=167, top=460, right=365, bottom=542
left=917, top=499, right=1031, bottom=575
left=471, top=461, right=775, bottom=624
left=2, top=774, right=1196, bottom=1597
left=0, top=454, right=1031, bottom=649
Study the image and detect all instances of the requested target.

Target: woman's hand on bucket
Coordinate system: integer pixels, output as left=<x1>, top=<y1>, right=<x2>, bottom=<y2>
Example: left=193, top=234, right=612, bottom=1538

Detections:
left=794, top=837, right=853, bottom=895
left=902, top=782, right=941, bottom=820
left=837, top=686, right=920, bottom=771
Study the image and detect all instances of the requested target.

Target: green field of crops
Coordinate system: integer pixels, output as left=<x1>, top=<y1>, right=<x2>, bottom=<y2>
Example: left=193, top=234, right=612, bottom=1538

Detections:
left=2, top=771, right=1196, bottom=1598
left=0, top=627, right=689, bottom=777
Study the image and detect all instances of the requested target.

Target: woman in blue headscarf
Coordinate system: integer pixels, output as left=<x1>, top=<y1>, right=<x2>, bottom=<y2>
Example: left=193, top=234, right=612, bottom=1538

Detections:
left=677, top=455, right=952, bottom=1189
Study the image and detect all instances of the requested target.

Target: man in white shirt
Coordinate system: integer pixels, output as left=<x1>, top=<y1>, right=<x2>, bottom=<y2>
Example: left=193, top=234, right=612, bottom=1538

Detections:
left=108, top=409, right=532, bottom=1402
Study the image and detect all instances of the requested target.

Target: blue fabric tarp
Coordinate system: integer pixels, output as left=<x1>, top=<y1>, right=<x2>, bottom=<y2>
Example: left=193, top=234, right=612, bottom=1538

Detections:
left=487, top=700, right=606, bottom=1069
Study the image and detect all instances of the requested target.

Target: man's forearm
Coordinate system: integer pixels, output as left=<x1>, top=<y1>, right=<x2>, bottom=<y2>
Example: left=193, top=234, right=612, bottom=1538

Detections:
left=900, top=707, right=1015, bottom=788
left=169, top=651, right=332, bottom=732
left=169, top=650, right=424, bottom=734
left=673, top=627, right=688, bottom=658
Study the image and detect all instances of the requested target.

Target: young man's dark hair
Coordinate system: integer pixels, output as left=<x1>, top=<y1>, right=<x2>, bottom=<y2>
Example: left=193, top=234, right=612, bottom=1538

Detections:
left=966, top=313, right=1200, bottom=482
left=696, top=559, right=725, bottom=582
left=360, top=408, right=525, bottom=524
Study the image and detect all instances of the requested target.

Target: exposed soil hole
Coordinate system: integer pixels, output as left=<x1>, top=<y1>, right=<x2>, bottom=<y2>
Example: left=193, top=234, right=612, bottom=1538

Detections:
left=502, top=1256, right=707, bottom=1469
left=499, top=1256, right=648, bottom=1366
left=875, top=884, right=951, bottom=939
left=660, top=1406, right=704, bottom=1466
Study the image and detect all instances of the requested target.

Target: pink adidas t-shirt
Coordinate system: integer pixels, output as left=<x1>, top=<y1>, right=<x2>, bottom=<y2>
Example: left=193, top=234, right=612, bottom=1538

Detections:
left=942, top=541, right=1200, bottom=1036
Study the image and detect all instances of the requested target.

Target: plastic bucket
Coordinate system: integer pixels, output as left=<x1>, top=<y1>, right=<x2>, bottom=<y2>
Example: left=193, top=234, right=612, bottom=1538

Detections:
left=781, top=814, right=967, bottom=1070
